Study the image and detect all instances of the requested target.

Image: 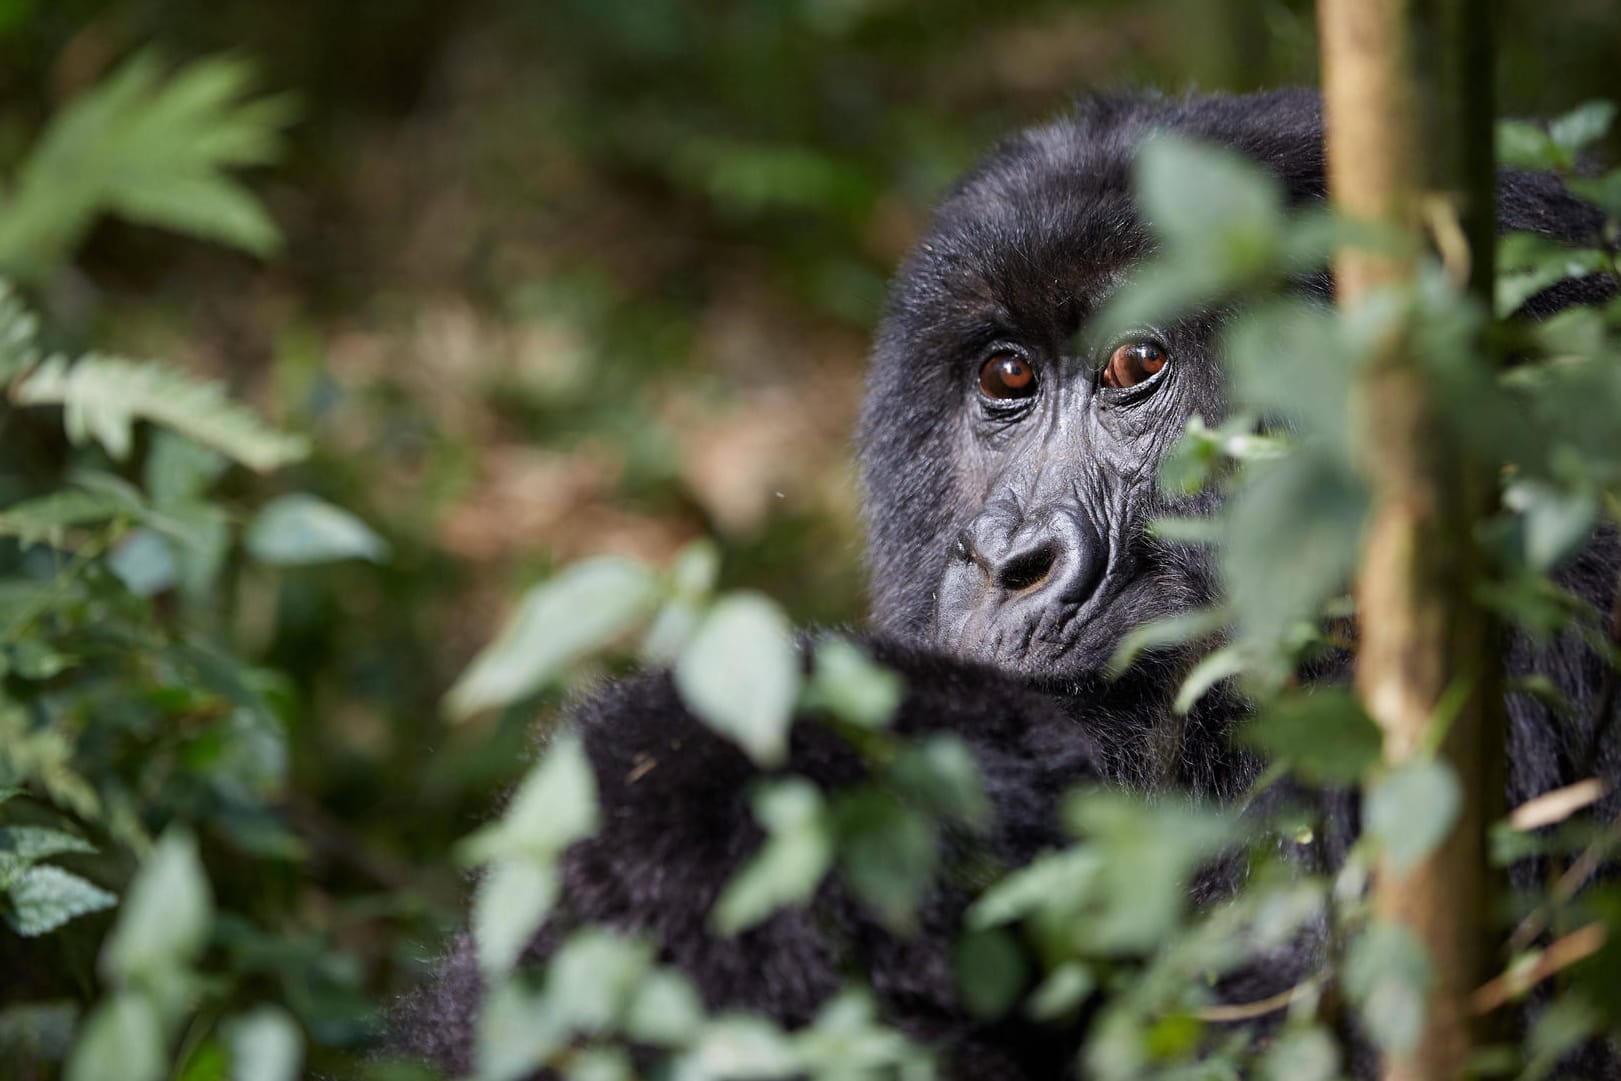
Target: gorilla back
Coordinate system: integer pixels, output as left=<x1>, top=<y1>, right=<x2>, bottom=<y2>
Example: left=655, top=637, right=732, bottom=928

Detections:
left=393, top=88, right=1619, bottom=1078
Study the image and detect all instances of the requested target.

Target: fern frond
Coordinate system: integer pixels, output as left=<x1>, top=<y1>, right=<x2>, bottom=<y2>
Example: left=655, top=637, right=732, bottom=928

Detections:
left=0, top=52, right=293, bottom=277
left=12, top=353, right=308, bottom=472
left=0, top=281, right=40, bottom=386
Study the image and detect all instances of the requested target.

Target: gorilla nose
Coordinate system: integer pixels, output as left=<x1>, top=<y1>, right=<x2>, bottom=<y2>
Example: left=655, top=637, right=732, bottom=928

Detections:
left=956, top=529, right=1059, bottom=592
left=953, top=508, right=1099, bottom=603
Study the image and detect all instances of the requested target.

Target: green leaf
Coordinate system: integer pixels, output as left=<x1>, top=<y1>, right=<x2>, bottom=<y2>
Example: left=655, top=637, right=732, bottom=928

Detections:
left=225, top=1006, right=303, bottom=1081
left=1548, top=100, right=1616, bottom=155
left=544, top=930, right=655, bottom=1033
left=245, top=493, right=390, bottom=566
left=0, top=487, right=131, bottom=547
left=1496, top=232, right=1610, bottom=315
left=476, top=979, right=566, bottom=1081
left=12, top=353, right=308, bottom=471
left=566, top=1048, right=634, bottom=1081
left=1497, top=119, right=1567, bottom=171
left=952, top=928, right=1028, bottom=1020
left=1241, top=689, right=1383, bottom=785
left=1107, top=607, right=1227, bottom=677
left=1366, top=759, right=1462, bottom=873
left=0, top=53, right=290, bottom=276
left=107, top=528, right=179, bottom=597
left=968, top=848, right=1101, bottom=930
left=1173, top=644, right=1247, bottom=714
left=4, top=865, right=116, bottom=936
left=680, top=1015, right=801, bottom=1080
left=446, top=557, right=660, bottom=720
left=64, top=993, right=164, bottom=1081
left=0, top=824, right=97, bottom=888
left=624, top=969, right=707, bottom=1049
left=1504, top=478, right=1598, bottom=573
left=801, top=635, right=903, bottom=729
left=1025, top=962, right=1095, bottom=1022
left=145, top=431, right=229, bottom=507
left=832, top=789, right=935, bottom=932
left=890, top=735, right=991, bottom=830
left=100, top=828, right=214, bottom=985
left=1343, top=922, right=1432, bottom=1054
left=0, top=824, right=96, bottom=864
left=794, top=990, right=930, bottom=1079
left=1060, top=792, right=1234, bottom=954
left=1569, top=169, right=1621, bottom=220
left=1260, top=1027, right=1339, bottom=1081
left=1136, top=134, right=1284, bottom=261
left=0, top=281, right=41, bottom=385
left=675, top=592, right=801, bottom=767
left=472, top=859, right=559, bottom=976
left=711, top=780, right=832, bottom=935
left=458, top=731, right=600, bottom=866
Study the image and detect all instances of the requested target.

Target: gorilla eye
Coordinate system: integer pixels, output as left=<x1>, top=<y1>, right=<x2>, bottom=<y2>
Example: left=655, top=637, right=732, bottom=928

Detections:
left=978, top=353, right=1038, bottom=400
left=1101, top=340, right=1169, bottom=389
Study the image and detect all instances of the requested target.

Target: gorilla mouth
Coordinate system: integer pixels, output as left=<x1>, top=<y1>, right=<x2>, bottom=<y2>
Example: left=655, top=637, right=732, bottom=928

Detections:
left=933, top=533, right=1124, bottom=678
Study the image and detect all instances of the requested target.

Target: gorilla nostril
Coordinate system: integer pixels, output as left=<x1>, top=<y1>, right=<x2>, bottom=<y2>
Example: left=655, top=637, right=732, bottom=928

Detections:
left=996, top=543, right=1058, bottom=592
left=953, top=531, right=975, bottom=564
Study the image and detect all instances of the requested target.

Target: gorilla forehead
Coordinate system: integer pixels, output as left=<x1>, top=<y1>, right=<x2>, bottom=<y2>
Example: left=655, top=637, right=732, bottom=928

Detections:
left=885, top=120, right=1146, bottom=352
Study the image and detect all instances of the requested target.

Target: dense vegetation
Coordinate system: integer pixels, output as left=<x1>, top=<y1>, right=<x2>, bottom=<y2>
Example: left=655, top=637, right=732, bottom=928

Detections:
left=1, top=4, right=1619, bottom=1079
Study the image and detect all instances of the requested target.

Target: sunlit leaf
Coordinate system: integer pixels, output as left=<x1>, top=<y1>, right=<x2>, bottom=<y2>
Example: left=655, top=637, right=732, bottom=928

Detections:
left=63, top=993, right=163, bottom=1081
left=711, top=780, right=832, bottom=935
left=459, top=731, right=600, bottom=865
left=225, top=1006, right=303, bottom=1081
left=801, top=635, right=902, bottom=729
left=1260, top=1026, right=1339, bottom=1081
left=1366, top=759, right=1462, bottom=873
left=246, top=493, right=389, bottom=566
left=472, top=860, right=559, bottom=976
left=1343, top=923, right=1432, bottom=1054
left=681, top=1015, right=801, bottom=1080
left=675, top=592, right=801, bottom=767
left=13, top=353, right=308, bottom=471
left=4, top=865, right=115, bottom=936
left=446, top=557, right=660, bottom=720
left=544, top=930, right=656, bottom=1034
left=101, top=828, right=214, bottom=984
left=0, top=488, right=133, bottom=548
left=0, top=53, right=290, bottom=276
left=1548, top=100, right=1616, bottom=155
left=476, top=979, right=566, bottom=1081
left=1241, top=689, right=1382, bottom=785
left=624, top=969, right=706, bottom=1049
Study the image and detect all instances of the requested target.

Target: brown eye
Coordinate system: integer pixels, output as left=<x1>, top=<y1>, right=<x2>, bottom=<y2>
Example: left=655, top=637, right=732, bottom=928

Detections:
left=1101, top=340, right=1169, bottom=389
left=978, top=353, right=1037, bottom=400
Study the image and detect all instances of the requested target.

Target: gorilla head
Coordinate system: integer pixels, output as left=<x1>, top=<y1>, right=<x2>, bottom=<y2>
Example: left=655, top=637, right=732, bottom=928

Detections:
left=860, top=89, right=1329, bottom=680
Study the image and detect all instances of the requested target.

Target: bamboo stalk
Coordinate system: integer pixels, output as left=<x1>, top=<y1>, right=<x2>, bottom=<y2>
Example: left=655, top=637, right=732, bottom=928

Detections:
left=1317, top=1, right=1501, bottom=1078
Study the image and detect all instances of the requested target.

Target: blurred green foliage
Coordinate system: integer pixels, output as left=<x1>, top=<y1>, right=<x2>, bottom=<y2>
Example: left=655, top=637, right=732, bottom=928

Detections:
left=0, top=2, right=1615, bottom=1079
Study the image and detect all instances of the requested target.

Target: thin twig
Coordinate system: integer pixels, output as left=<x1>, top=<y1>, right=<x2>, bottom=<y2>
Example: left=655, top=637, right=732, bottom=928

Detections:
left=1472, top=924, right=1606, bottom=1015
left=1194, top=977, right=1322, bottom=1023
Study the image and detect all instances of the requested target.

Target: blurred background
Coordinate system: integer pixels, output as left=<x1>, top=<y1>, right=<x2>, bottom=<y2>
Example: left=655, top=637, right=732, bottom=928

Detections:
left=1, top=0, right=1617, bottom=1072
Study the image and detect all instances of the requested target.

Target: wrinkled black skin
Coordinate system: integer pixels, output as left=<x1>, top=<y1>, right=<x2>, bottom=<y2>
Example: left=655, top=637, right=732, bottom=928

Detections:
left=392, top=89, right=1620, bottom=1078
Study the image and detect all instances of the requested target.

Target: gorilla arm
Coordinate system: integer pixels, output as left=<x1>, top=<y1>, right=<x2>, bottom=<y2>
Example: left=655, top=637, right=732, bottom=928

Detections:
left=387, top=640, right=1103, bottom=1079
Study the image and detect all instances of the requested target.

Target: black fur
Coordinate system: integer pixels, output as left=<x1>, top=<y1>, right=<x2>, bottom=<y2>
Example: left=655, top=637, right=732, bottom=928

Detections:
left=392, top=88, right=1619, bottom=1078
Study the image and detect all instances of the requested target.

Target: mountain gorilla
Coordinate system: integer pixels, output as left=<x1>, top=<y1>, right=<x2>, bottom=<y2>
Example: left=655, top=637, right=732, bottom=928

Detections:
left=393, top=88, right=1619, bottom=1077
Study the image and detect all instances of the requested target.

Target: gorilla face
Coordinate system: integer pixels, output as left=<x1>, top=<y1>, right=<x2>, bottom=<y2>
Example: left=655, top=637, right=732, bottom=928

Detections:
left=859, top=91, right=1328, bottom=681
